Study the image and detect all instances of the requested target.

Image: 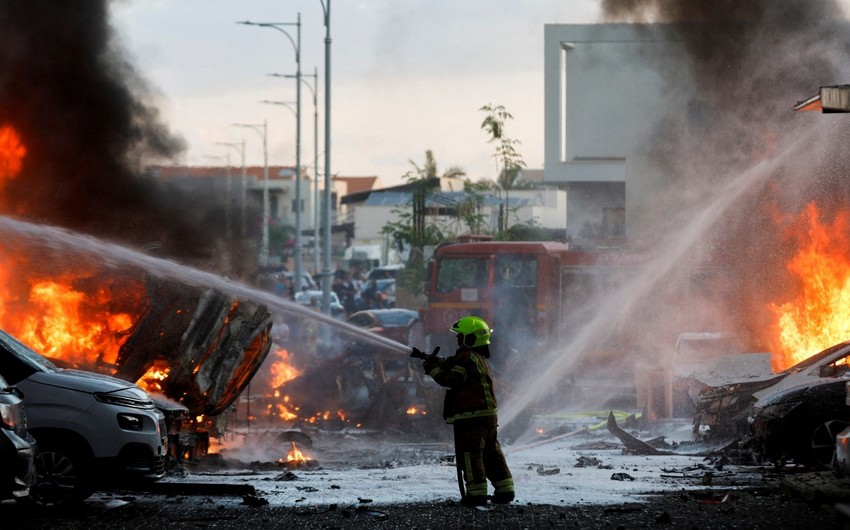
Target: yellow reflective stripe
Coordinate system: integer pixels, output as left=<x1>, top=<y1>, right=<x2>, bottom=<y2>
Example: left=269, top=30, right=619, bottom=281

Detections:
left=470, top=355, right=496, bottom=411
left=445, top=409, right=497, bottom=423
left=493, top=478, right=514, bottom=493
left=466, top=483, right=488, bottom=496
left=429, top=366, right=443, bottom=377
left=450, top=366, right=467, bottom=379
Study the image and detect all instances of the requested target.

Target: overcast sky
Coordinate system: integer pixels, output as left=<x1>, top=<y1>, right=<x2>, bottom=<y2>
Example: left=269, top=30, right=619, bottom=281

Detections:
left=111, top=1, right=601, bottom=187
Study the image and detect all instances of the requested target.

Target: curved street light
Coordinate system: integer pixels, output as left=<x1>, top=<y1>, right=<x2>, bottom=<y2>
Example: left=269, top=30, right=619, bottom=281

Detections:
left=238, top=13, right=305, bottom=293
left=270, top=68, right=320, bottom=277
left=215, top=140, right=247, bottom=239
left=231, top=121, right=269, bottom=267
left=318, top=0, right=333, bottom=314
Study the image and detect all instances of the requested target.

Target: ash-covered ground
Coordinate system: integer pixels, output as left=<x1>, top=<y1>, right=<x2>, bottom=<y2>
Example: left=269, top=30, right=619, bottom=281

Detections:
left=2, top=413, right=849, bottom=528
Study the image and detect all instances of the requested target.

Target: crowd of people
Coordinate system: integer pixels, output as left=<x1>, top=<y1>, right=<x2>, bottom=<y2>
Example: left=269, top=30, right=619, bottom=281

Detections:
left=257, top=267, right=394, bottom=317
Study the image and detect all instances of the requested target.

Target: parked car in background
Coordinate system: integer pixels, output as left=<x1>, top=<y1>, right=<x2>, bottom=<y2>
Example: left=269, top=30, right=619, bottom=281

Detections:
left=0, top=328, right=166, bottom=506
left=0, top=372, right=36, bottom=501
left=746, top=378, right=850, bottom=469
left=294, top=290, right=345, bottom=318
left=366, top=264, right=404, bottom=282
left=373, top=279, right=396, bottom=308
left=346, top=308, right=422, bottom=348
left=693, top=339, right=850, bottom=440
left=285, top=271, right=318, bottom=291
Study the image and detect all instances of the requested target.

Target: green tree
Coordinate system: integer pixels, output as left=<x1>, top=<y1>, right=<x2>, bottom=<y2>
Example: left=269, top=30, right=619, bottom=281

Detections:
left=409, top=149, right=466, bottom=180
left=480, top=104, right=526, bottom=233
left=382, top=151, right=465, bottom=297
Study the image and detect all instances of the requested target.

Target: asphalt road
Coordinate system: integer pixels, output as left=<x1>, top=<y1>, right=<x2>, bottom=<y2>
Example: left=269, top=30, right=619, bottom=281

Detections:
left=0, top=483, right=845, bottom=529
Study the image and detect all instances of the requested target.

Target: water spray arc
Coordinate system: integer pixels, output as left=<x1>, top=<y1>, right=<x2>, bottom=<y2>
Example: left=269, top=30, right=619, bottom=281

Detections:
left=500, top=129, right=816, bottom=428
left=0, top=216, right=410, bottom=356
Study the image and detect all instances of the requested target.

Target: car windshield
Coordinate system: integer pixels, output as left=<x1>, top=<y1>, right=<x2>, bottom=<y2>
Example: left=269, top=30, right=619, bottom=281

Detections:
left=784, top=340, right=850, bottom=374
left=436, top=257, right=489, bottom=292
left=375, top=311, right=417, bottom=326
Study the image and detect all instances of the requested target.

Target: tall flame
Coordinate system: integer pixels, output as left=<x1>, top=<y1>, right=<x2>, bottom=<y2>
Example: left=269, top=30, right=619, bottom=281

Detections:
left=269, top=348, right=300, bottom=388
left=0, top=124, right=25, bottom=184
left=770, top=203, right=850, bottom=368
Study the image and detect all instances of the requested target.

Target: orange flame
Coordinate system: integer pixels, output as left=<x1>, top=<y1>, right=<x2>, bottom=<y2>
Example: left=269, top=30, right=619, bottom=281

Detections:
left=269, top=348, right=300, bottom=388
left=136, top=362, right=171, bottom=394
left=0, top=124, right=25, bottom=185
left=281, top=441, right=309, bottom=464
left=770, top=203, right=850, bottom=369
left=15, top=279, right=136, bottom=366
left=0, top=250, right=147, bottom=370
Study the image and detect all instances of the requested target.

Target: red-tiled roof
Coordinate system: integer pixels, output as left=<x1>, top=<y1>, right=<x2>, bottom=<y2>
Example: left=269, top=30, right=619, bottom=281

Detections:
left=151, top=165, right=299, bottom=179
left=333, top=176, right=378, bottom=194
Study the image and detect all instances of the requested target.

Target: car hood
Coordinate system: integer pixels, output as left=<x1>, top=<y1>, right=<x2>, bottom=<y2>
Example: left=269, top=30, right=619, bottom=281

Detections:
left=697, top=375, right=784, bottom=403
left=689, top=353, right=776, bottom=387
left=28, top=369, right=140, bottom=394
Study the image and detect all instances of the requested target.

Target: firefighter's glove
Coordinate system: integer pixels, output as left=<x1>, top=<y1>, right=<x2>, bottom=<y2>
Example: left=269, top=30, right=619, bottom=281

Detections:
left=410, top=347, right=425, bottom=359
left=422, top=357, right=440, bottom=374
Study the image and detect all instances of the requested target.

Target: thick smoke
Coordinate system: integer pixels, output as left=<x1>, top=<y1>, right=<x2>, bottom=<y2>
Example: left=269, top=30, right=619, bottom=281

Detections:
left=0, top=1, right=224, bottom=261
left=501, top=1, right=850, bottom=428
left=600, top=0, right=850, bottom=354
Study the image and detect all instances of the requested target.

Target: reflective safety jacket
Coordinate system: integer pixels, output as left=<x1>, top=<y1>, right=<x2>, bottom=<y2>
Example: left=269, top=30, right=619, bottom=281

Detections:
left=426, top=347, right=498, bottom=424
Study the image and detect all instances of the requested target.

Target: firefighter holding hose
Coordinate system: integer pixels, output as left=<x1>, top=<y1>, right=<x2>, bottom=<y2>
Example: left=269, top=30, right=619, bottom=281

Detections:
left=412, top=316, right=515, bottom=506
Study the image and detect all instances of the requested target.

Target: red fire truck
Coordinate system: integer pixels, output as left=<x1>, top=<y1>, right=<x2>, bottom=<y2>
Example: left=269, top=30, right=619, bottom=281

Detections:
left=419, top=240, right=649, bottom=370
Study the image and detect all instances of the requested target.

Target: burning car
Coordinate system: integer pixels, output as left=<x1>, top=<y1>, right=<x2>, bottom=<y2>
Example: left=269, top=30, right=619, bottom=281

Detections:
left=0, top=327, right=166, bottom=506
left=746, top=378, right=849, bottom=469
left=693, top=340, right=850, bottom=441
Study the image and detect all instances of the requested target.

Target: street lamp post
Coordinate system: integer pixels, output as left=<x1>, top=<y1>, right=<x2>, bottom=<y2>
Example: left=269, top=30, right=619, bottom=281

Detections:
left=232, top=121, right=269, bottom=267
left=215, top=140, right=247, bottom=239
left=261, top=99, right=303, bottom=290
left=204, top=154, right=233, bottom=238
left=239, top=13, right=304, bottom=293
left=271, top=68, right=320, bottom=277
left=319, top=0, right=333, bottom=315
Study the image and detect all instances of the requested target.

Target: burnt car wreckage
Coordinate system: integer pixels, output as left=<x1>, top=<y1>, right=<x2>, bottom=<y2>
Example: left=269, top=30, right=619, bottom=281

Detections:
left=51, top=276, right=275, bottom=459
left=58, top=274, right=442, bottom=462
left=689, top=340, right=850, bottom=468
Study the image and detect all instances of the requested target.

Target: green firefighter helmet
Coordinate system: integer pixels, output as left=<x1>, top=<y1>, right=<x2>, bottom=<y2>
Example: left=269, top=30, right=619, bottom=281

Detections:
left=450, top=316, right=492, bottom=348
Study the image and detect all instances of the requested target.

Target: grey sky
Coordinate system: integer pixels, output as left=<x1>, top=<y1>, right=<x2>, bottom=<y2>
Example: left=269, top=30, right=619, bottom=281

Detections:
left=111, top=1, right=601, bottom=186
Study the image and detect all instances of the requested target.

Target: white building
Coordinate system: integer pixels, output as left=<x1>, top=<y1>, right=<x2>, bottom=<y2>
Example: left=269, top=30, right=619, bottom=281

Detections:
left=351, top=185, right=567, bottom=247
left=544, top=24, right=691, bottom=243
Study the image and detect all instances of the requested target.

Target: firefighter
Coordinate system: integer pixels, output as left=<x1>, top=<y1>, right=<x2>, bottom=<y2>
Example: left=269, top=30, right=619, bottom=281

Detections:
left=415, top=316, right=515, bottom=506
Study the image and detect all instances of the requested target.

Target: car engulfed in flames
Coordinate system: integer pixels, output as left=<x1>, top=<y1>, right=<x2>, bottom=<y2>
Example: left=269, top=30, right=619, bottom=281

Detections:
left=691, top=204, right=850, bottom=466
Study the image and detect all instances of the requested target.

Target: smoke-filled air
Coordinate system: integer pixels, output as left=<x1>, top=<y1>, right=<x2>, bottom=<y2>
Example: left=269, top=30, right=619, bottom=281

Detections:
left=0, top=0, right=850, bottom=443
left=502, top=0, right=850, bottom=426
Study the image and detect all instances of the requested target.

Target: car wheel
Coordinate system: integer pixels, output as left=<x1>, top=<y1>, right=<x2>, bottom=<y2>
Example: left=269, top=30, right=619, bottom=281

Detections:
left=805, top=418, right=849, bottom=470
left=27, top=437, right=94, bottom=507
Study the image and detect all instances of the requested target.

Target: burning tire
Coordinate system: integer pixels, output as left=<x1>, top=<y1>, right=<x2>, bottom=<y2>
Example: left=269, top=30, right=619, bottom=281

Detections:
left=26, top=437, right=94, bottom=507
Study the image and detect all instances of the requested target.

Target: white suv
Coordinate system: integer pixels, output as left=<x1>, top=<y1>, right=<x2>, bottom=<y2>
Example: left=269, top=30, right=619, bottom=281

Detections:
left=0, top=328, right=166, bottom=506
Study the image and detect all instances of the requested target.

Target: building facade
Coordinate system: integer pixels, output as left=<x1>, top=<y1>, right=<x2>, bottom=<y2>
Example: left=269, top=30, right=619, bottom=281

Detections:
left=544, top=24, right=691, bottom=245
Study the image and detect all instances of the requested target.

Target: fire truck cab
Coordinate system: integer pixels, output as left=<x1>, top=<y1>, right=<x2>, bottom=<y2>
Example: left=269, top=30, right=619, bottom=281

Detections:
left=421, top=241, right=640, bottom=367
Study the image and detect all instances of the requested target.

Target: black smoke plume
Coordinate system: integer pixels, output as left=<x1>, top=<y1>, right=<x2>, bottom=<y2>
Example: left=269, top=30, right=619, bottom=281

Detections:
left=0, top=0, right=222, bottom=261
left=600, top=0, right=850, bottom=353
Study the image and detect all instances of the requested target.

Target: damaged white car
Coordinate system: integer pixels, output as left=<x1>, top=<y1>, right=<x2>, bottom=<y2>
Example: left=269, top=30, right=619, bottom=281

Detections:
left=691, top=340, right=850, bottom=442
